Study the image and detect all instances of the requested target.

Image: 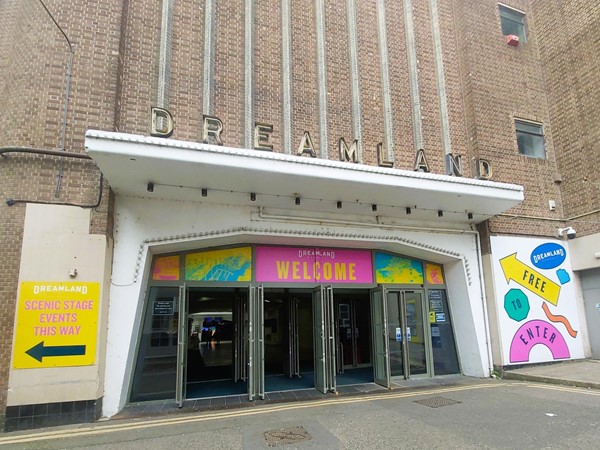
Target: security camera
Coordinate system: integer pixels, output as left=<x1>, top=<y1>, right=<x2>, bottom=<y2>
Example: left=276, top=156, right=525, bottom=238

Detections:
left=557, top=227, right=576, bottom=240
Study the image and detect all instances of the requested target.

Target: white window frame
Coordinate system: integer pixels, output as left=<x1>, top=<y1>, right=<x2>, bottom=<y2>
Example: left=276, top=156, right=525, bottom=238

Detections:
left=515, top=119, right=545, bottom=159
left=498, top=3, right=527, bottom=43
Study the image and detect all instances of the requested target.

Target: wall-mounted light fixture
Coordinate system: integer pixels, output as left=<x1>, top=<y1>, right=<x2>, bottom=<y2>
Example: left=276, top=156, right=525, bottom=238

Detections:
left=372, top=204, right=377, bottom=212
left=337, top=201, right=342, bottom=209
left=201, top=188, right=208, bottom=197
left=468, top=212, right=473, bottom=220
left=295, top=197, right=301, bottom=205
left=250, top=192, right=256, bottom=201
left=147, top=182, right=154, bottom=192
left=438, top=210, right=443, bottom=217
left=405, top=207, right=411, bottom=215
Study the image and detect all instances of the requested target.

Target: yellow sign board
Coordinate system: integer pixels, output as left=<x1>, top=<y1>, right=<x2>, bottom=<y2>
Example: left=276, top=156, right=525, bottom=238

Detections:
left=13, top=282, right=100, bottom=369
left=499, top=253, right=560, bottom=305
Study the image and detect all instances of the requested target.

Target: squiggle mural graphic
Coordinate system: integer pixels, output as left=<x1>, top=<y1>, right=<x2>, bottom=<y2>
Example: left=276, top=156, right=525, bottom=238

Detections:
left=542, top=303, right=578, bottom=338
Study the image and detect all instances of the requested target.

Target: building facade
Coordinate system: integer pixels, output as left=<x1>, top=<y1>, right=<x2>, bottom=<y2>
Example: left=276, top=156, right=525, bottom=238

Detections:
left=0, top=0, right=598, bottom=431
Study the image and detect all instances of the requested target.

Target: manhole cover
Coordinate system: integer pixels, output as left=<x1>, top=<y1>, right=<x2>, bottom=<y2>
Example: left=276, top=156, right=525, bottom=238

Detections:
left=264, top=426, right=312, bottom=447
left=413, top=397, right=462, bottom=408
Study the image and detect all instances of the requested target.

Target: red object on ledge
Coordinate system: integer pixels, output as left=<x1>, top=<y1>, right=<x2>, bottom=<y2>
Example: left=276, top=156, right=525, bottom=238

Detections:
left=505, top=34, right=520, bottom=46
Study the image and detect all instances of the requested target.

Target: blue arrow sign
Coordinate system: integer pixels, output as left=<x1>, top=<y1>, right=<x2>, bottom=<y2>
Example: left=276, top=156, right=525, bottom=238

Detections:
left=26, top=341, right=86, bottom=362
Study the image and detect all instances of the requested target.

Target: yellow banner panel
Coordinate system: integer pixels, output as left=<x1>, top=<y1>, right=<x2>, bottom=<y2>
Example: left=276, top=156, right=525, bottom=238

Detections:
left=425, top=263, right=445, bottom=285
left=153, top=255, right=180, bottom=280
left=185, top=247, right=252, bottom=281
left=375, top=253, right=424, bottom=284
left=13, top=282, right=100, bottom=369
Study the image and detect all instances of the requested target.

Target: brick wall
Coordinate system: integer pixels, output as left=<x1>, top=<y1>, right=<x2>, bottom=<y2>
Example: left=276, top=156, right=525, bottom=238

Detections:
left=531, top=0, right=600, bottom=235
left=114, top=0, right=160, bottom=136
left=383, top=1, right=414, bottom=167
left=214, top=0, right=245, bottom=147
left=452, top=0, right=573, bottom=251
left=0, top=0, right=120, bottom=427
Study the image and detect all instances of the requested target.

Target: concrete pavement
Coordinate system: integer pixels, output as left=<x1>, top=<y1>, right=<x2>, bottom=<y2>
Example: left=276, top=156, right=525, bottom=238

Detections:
left=1, top=379, right=599, bottom=449
left=1, top=358, right=599, bottom=447
left=501, top=359, right=600, bottom=389
left=112, top=358, right=600, bottom=425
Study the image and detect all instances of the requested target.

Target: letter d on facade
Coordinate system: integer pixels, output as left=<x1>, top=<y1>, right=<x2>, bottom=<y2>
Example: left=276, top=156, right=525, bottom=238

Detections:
left=150, top=107, right=174, bottom=138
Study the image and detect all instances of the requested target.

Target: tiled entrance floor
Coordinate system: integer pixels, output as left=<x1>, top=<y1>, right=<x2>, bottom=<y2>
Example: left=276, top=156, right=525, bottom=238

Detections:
left=116, top=382, right=388, bottom=420
left=115, top=376, right=468, bottom=420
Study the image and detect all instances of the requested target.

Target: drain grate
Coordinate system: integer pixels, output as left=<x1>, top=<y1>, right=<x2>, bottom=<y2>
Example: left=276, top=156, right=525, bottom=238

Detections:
left=264, top=426, right=312, bottom=447
left=413, top=397, right=462, bottom=408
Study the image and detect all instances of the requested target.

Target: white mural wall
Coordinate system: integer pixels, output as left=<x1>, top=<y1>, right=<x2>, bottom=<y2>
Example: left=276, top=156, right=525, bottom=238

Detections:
left=490, top=236, right=584, bottom=365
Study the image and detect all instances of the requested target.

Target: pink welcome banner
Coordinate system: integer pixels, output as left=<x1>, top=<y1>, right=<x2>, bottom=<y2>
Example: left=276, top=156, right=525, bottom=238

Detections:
left=256, top=246, right=373, bottom=283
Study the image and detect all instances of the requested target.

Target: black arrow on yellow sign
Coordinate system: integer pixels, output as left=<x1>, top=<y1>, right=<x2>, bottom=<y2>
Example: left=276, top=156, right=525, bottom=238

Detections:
left=26, top=341, right=86, bottom=362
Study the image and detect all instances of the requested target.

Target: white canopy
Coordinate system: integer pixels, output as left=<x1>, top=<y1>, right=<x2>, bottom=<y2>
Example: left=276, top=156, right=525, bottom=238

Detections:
left=85, top=130, right=523, bottom=226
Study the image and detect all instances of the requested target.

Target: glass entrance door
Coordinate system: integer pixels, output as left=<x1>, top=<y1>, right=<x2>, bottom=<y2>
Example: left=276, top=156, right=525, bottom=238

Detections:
left=131, top=287, right=180, bottom=403
left=404, top=291, right=428, bottom=376
left=184, top=288, right=248, bottom=400
left=336, top=295, right=372, bottom=370
left=233, top=293, right=248, bottom=382
left=176, top=285, right=188, bottom=407
left=386, top=290, right=430, bottom=378
left=371, top=287, right=390, bottom=388
left=132, top=287, right=250, bottom=404
left=312, top=286, right=336, bottom=394
left=248, top=285, right=264, bottom=400
left=259, top=289, right=315, bottom=393
left=324, top=286, right=336, bottom=393
left=287, top=296, right=300, bottom=378
left=313, top=287, right=326, bottom=393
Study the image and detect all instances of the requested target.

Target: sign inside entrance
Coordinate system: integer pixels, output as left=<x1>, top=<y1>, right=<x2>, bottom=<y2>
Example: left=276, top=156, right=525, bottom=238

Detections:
left=256, top=247, right=373, bottom=283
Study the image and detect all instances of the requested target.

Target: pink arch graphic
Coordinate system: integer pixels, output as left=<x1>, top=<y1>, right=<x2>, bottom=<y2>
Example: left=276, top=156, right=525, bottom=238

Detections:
left=509, top=319, right=570, bottom=363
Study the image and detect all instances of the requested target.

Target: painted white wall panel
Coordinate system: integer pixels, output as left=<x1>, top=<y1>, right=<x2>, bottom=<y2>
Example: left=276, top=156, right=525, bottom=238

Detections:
left=8, top=204, right=110, bottom=406
left=490, top=236, right=585, bottom=366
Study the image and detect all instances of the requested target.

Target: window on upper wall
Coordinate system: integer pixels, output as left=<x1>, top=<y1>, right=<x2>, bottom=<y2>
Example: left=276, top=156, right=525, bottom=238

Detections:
left=499, top=4, right=527, bottom=43
left=515, top=120, right=545, bottom=159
